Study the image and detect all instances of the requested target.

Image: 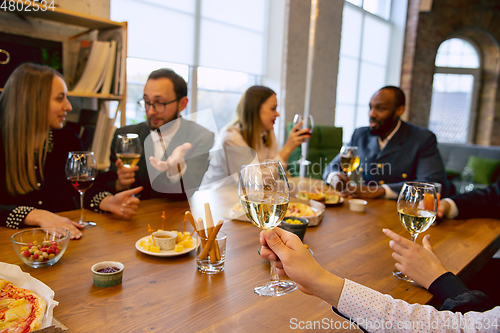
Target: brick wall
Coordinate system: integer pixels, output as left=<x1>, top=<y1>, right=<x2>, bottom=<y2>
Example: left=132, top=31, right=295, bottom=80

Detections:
left=402, top=0, right=500, bottom=145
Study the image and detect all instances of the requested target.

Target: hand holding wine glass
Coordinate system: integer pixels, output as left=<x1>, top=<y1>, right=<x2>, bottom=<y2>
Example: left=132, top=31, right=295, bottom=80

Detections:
left=116, top=133, right=142, bottom=168
left=292, top=114, right=314, bottom=165
left=65, top=151, right=97, bottom=228
left=339, top=146, right=359, bottom=180
left=393, top=182, right=437, bottom=283
left=239, top=161, right=297, bottom=296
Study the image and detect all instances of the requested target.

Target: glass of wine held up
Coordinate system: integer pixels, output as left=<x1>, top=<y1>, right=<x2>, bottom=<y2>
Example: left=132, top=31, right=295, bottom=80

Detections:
left=65, top=151, right=97, bottom=228
left=238, top=161, right=297, bottom=297
left=394, top=182, right=437, bottom=283
left=339, top=146, right=360, bottom=181
left=116, top=133, right=142, bottom=168
left=292, top=114, right=314, bottom=165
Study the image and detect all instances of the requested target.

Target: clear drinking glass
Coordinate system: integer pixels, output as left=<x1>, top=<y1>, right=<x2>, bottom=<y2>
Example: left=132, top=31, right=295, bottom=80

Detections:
left=65, top=151, right=97, bottom=228
left=116, top=133, right=142, bottom=168
left=394, top=182, right=437, bottom=283
left=292, top=114, right=314, bottom=165
left=239, top=161, right=297, bottom=296
left=339, top=145, right=360, bottom=181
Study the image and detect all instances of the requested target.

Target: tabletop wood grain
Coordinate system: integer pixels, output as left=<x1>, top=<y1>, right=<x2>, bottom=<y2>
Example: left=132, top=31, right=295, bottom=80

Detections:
left=1, top=178, right=499, bottom=332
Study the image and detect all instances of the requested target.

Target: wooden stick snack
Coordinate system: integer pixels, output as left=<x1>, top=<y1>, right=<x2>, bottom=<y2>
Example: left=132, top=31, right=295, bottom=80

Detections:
left=162, top=211, right=166, bottom=231
left=204, top=203, right=218, bottom=263
left=147, top=224, right=156, bottom=247
left=199, top=221, right=223, bottom=261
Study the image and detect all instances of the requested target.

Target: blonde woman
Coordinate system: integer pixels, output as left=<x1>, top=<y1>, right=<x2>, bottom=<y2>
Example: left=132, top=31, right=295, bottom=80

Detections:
left=0, top=63, right=142, bottom=239
left=201, top=85, right=310, bottom=188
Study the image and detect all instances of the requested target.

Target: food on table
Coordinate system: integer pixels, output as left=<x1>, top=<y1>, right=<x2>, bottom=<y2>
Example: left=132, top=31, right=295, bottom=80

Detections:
left=283, top=218, right=304, bottom=225
left=0, top=279, right=47, bottom=332
left=286, top=203, right=315, bottom=217
left=97, top=267, right=121, bottom=273
left=141, top=230, right=195, bottom=252
left=19, top=241, right=62, bottom=263
left=298, top=189, right=341, bottom=204
left=233, top=202, right=316, bottom=217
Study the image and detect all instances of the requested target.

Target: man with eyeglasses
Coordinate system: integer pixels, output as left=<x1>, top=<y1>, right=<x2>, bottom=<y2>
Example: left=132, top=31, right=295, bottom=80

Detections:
left=102, top=68, right=214, bottom=200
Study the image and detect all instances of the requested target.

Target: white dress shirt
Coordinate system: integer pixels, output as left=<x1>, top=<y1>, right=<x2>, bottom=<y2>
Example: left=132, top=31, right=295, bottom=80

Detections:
left=149, top=119, right=186, bottom=181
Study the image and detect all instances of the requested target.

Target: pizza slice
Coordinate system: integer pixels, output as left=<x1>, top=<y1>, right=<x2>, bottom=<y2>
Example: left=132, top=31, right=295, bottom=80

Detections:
left=0, top=279, right=46, bottom=333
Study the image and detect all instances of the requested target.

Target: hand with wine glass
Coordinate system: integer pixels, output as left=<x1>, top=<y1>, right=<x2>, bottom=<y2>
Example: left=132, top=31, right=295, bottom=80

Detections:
left=393, top=182, right=437, bottom=283
left=65, top=151, right=97, bottom=228
left=239, top=161, right=297, bottom=297
left=289, top=114, right=314, bottom=165
left=115, top=133, right=142, bottom=192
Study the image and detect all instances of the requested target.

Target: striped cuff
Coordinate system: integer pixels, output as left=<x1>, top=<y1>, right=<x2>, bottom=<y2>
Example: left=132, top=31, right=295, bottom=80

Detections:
left=90, top=191, right=113, bottom=213
left=6, top=206, right=36, bottom=229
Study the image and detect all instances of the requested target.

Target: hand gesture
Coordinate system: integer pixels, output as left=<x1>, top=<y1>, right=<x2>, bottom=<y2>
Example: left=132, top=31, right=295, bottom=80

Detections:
left=260, top=227, right=329, bottom=295
left=24, top=210, right=84, bottom=240
left=115, top=158, right=139, bottom=192
left=149, top=142, right=192, bottom=174
left=284, top=122, right=311, bottom=151
left=384, top=228, right=447, bottom=289
left=99, top=187, right=143, bottom=219
left=437, top=200, right=451, bottom=218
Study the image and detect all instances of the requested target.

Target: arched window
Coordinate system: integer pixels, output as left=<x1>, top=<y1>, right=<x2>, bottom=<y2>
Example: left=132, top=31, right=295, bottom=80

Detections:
left=429, top=38, right=481, bottom=143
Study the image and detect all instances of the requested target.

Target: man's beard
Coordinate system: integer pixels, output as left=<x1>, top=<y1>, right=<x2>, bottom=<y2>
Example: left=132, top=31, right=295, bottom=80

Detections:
left=369, top=118, right=397, bottom=137
left=147, top=109, right=180, bottom=130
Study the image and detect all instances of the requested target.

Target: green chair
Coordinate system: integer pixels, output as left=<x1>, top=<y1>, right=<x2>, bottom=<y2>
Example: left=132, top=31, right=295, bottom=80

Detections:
left=285, top=123, right=343, bottom=179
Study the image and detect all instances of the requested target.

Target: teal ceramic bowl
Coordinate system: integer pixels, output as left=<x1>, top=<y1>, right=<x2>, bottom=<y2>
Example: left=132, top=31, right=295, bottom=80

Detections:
left=91, top=261, right=124, bottom=287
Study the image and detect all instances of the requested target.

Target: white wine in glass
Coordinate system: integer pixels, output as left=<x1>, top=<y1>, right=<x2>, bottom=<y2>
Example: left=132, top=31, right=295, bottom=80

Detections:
left=65, top=151, right=97, bottom=228
left=239, top=161, right=297, bottom=297
left=394, top=182, right=437, bottom=283
left=339, top=146, right=360, bottom=179
left=116, top=133, right=142, bottom=168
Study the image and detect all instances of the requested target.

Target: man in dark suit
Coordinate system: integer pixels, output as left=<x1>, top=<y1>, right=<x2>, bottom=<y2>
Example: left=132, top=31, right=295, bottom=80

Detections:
left=323, top=86, right=451, bottom=199
left=103, top=68, right=214, bottom=200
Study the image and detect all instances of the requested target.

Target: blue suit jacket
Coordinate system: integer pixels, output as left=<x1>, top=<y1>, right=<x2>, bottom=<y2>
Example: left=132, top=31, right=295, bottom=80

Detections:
left=451, top=182, right=500, bottom=220
left=323, top=121, right=452, bottom=197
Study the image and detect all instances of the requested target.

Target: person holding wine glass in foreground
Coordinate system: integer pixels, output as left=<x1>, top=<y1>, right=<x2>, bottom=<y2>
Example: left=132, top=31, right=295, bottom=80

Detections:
left=323, top=86, right=451, bottom=199
left=260, top=227, right=498, bottom=332
left=201, top=85, right=310, bottom=189
left=0, top=63, right=143, bottom=239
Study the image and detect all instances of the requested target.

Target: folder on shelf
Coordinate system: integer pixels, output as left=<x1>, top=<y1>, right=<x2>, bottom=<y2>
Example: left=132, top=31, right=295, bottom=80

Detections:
left=72, top=41, right=111, bottom=94
left=98, top=27, right=127, bottom=96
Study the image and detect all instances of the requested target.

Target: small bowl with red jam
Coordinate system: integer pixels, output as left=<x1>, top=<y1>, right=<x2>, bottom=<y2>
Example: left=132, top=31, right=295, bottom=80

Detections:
left=91, top=261, right=124, bottom=288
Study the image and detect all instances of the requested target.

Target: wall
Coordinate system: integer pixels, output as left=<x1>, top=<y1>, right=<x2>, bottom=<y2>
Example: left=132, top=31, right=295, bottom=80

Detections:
left=402, top=0, right=500, bottom=145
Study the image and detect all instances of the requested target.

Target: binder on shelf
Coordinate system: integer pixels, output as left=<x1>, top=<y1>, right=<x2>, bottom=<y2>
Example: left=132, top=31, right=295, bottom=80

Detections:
left=98, top=27, right=127, bottom=96
left=100, top=40, right=117, bottom=95
left=72, top=41, right=111, bottom=94
left=91, top=103, right=116, bottom=170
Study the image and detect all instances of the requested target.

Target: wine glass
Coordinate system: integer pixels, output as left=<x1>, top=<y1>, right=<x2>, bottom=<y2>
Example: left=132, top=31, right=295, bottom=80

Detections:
left=116, top=133, right=142, bottom=168
left=393, top=182, right=437, bottom=283
left=239, top=161, right=297, bottom=297
left=65, top=151, right=97, bottom=228
left=292, top=114, right=314, bottom=165
left=339, top=146, right=360, bottom=181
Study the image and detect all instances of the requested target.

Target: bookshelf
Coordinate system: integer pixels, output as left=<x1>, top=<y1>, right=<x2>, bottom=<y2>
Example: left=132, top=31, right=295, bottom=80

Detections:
left=1, top=6, right=127, bottom=126
left=1, top=7, right=128, bottom=169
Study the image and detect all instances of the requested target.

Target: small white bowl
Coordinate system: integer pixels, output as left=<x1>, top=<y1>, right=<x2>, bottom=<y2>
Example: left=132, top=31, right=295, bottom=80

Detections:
left=349, top=199, right=367, bottom=213
left=152, top=231, right=177, bottom=251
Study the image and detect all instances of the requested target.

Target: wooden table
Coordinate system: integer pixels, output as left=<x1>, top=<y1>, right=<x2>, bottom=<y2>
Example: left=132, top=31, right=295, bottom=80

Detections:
left=1, top=181, right=499, bottom=332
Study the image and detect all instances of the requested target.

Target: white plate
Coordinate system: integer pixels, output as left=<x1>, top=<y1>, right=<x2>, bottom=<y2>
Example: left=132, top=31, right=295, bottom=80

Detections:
left=135, top=236, right=200, bottom=257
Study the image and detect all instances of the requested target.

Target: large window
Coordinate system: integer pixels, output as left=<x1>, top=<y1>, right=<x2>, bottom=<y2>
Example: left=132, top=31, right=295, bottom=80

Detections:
left=336, top=1, right=392, bottom=142
left=111, top=0, right=267, bottom=132
left=429, top=38, right=480, bottom=144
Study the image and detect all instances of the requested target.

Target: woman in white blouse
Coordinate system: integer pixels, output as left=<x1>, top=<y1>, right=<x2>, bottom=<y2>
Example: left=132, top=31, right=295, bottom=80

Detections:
left=260, top=227, right=499, bottom=332
left=200, top=85, right=310, bottom=189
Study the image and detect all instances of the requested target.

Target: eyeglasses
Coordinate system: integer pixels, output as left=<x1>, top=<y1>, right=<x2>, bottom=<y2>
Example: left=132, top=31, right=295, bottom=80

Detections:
left=137, top=98, right=179, bottom=113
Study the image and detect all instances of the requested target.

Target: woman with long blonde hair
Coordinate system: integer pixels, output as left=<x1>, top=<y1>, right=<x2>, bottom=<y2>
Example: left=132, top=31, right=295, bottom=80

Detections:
left=201, top=85, right=310, bottom=188
left=0, top=63, right=142, bottom=239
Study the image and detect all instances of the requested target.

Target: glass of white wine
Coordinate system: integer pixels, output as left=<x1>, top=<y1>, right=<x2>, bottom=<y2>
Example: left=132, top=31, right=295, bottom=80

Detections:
left=238, top=161, right=297, bottom=297
left=116, top=133, right=142, bottom=168
left=339, top=145, right=360, bottom=181
left=394, top=182, right=437, bottom=283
